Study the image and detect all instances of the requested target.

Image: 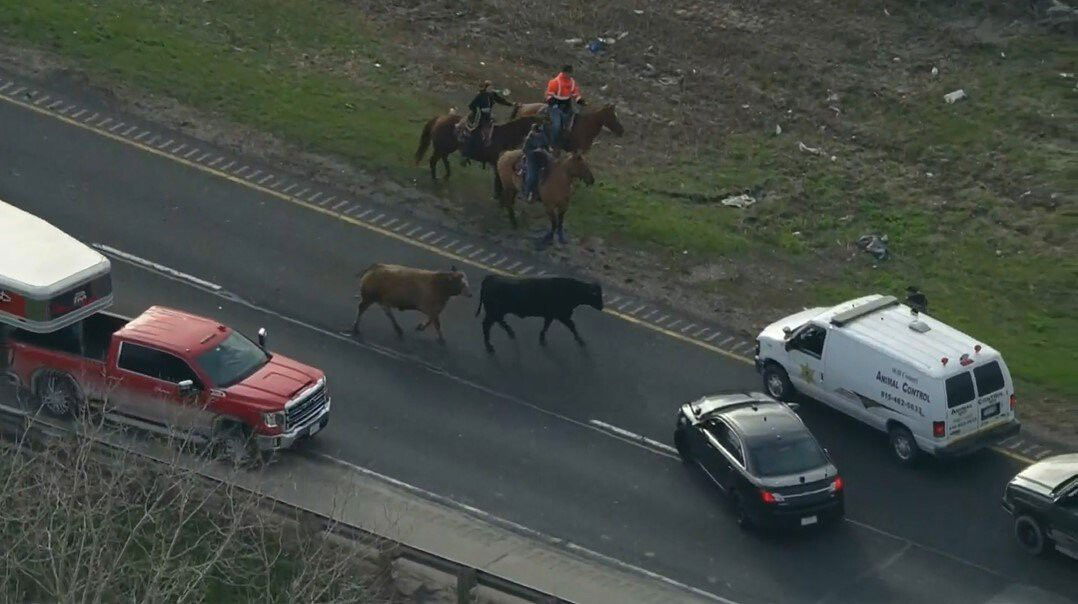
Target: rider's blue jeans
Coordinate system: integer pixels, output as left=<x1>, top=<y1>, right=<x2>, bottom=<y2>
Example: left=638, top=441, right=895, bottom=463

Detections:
left=525, top=150, right=543, bottom=197
left=548, top=104, right=568, bottom=147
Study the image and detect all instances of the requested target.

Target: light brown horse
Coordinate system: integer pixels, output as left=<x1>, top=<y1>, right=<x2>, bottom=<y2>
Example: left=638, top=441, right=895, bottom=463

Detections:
left=494, top=150, right=594, bottom=246
left=509, top=103, right=625, bottom=153
left=414, top=114, right=541, bottom=180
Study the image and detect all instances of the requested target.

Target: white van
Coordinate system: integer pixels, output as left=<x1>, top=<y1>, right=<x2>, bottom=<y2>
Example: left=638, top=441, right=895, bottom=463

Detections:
left=754, top=294, right=1020, bottom=465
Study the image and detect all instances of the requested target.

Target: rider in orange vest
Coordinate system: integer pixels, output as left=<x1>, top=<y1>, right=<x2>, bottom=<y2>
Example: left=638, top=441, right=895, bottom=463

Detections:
left=545, top=65, right=585, bottom=150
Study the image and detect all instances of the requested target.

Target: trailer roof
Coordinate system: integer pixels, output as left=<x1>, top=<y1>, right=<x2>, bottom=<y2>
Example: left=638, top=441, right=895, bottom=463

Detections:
left=0, top=199, right=111, bottom=297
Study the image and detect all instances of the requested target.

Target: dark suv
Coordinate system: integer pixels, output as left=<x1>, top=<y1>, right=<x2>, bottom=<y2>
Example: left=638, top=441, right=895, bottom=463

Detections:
left=674, top=392, right=844, bottom=530
left=1001, top=453, right=1078, bottom=560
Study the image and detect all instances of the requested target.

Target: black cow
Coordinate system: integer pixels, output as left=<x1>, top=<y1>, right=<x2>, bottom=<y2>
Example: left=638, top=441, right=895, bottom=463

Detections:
left=474, top=275, right=604, bottom=353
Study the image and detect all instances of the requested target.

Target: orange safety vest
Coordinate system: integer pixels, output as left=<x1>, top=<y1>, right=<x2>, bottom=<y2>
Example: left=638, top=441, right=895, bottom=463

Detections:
left=545, top=73, right=581, bottom=102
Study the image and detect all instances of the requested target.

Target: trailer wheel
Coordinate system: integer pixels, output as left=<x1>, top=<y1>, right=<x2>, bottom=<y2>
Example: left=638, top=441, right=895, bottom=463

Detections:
left=35, top=372, right=82, bottom=419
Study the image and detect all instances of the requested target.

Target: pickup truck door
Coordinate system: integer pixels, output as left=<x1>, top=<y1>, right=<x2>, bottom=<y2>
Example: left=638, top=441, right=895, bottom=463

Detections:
left=110, top=342, right=208, bottom=436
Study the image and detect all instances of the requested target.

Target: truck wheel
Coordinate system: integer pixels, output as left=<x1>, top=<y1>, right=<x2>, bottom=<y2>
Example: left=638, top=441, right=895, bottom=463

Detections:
left=36, top=373, right=82, bottom=419
left=888, top=424, right=919, bottom=466
left=762, top=364, right=795, bottom=401
left=674, top=429, right=692, bottom=464
left=1014, top=515, right=1048, bottom=556
left=214, top=424, right=256, bottom=467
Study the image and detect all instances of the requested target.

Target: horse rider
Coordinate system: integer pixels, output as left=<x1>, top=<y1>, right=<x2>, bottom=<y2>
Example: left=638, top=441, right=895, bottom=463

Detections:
left=521, top=121, right=552, bottom=203
left=544, top=64, right=585, bottom=150
left=464, top=80, right=513, bottom=164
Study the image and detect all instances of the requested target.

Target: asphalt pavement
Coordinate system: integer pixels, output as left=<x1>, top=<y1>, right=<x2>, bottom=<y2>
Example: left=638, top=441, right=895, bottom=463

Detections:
left=0, top=82, right=1074, bottom=603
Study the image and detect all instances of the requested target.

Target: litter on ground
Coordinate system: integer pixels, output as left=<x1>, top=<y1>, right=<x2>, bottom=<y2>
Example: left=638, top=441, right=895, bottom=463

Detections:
left=720, top=194, right=757, bottom=209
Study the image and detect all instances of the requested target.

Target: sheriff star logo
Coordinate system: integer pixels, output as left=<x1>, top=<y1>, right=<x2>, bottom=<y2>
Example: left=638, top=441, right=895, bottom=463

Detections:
left=800, top=363, right=814, bottom=384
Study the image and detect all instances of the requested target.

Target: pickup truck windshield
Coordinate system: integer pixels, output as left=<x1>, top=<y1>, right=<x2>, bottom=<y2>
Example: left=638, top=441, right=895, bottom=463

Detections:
left=196, top=331, right=269, bottom=387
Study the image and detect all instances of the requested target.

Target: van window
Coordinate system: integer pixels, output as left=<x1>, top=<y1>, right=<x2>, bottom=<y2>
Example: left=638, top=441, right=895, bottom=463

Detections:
left=946, top=372, right=976, bottom=408
left=793, top=325, right=827, bottom=358
left=973, top=361, right=1005, bottom=396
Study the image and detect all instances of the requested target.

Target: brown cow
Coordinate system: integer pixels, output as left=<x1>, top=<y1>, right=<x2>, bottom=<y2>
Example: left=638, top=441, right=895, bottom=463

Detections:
left=349, top=263, right=472, bottom=343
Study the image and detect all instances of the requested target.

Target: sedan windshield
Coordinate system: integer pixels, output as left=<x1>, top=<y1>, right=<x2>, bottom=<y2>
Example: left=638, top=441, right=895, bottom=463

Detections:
left=196, top=331, right=269, bottom=387
left=749, top=436, right=829, bottom=477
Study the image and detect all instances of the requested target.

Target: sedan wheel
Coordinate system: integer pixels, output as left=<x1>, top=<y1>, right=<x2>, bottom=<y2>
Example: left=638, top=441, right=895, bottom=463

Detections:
left=1014, top=515, right=1048, bottom=556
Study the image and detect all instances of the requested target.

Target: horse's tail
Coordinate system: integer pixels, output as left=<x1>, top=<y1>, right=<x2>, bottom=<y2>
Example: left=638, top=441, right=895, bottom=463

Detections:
left=474, top=291, right=485, bottom=317
left=493, top=164, right=504, bottom=199
left=414, top=117, right=436, bottom=164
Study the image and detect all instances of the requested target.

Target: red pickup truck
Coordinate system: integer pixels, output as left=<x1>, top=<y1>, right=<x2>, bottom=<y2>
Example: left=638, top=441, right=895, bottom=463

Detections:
left=2, top=306, right=330, bottom=462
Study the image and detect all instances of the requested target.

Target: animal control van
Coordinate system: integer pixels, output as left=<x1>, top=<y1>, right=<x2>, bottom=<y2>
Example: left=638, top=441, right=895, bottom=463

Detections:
left=754, top=294, right=1020, bottom=465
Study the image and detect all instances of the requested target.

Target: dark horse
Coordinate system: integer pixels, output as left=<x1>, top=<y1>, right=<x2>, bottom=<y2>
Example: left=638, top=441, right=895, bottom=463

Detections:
left=414, top=114, right=540, bottom=180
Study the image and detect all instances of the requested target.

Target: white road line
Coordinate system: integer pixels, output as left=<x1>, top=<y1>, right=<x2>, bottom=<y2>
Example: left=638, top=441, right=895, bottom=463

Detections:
left=83, top=112, right=99, bottom=122
left=208, top=157, right=224, bottom=167
left=59, top=104, right=75, bottom=115
left=394, top=222, right=411, bottom=232
left=332, top=199, right=350, bottom=211
left=720, top=336, right=734, bottom=346
left=1021, top=445, right=1042, bottom=457
left=506, top=260, right=522, bottom=271
left=108, top=122, right=125, bottom=132
left=146, top=135, right=160, bottom=146
left=91, top=244, right=222, bottom=291
left=443, top=239, right=459, bottom=249
left=680, top=323, right=696, bottom=333
left=407, top=226, right=424, bottom=236
left=49, top=100, right=64, bottom=110
left=606, top=295, right=622, bottom=305
left=221, top=160, right=236, bottom=171
left=1008, top=440, right=1025, bottom=451
left=382, top=218, right=399, bottom=229
left=71, top=109, right=87, bottom=119
left=667, top=320, right=682, bottom=330
left=457, top=244, right=473, bottom=254
left=492, top=257, right=507, bottom=267
left=419, top=230, right=436, bottom=241
left=355, top=208, right=373, bottom=219
left=184, top=148, right=200, bottom=159
left=172, top=142, right=187, bottom=153
left=536, top=270, right=550, bottom=276
left=97, top=117, right=112, bottom=127
left=33, top=94, right=50, bottom=105
left=157, top=138, right=174, bottom=149
left=0, top=82, right=11, bottom=92
left=588, top=420, right=679, bottom=456
left=642, top=310, right=658, bottom=320
left=235, top=165, right=250, bottom=176
left=370, top=213, right=386, bottom=224
left=1034, top=450, right=1053, bottom=459
left=316, top=454, right=734, bottom=604
left=631, top=304, right=647, bottom=315
left=694, top=328, right=710, bottom=338
left=429, top=235, right=446, bottom=246
left=308, top=192, right=322, bottom=203
left=294, top=187, right=308, bottom=198
left=706, top=332, right=721, bottom=342
left=134, top=130, right=150, bottom=141
left=468, top=248, right=485, bottom=259
left=731, top=342, right=750, bottom=352
left=482, top=252, right=498, bottom=263
left=615, top=301, right=631, bottom=311
left=11, top=86, right=26, bottom=96
left=282, top=183, right=297, bottom=194
left=259, top=174, right=275, bottom=185
left=122, top=125, right=138, bottom=136
left=519, top=266, right=534, bottom=275
left=654, top=314, right=668, bottom=324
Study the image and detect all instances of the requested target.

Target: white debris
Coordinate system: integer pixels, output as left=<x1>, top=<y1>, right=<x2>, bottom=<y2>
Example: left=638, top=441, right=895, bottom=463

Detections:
left=633, top=9, right=644, bottom=15
left=1061, top=72, right=1075, bottom=78
left=617, top=31, right=630, bottom=40
left=565, top=38, right=583, bottom=45
left=721, top=194, right=757, bottom=209
left=944, top=89, right=967, bottom=104
left=931, top=66, right=939, bottom=76
left=775, top=124, right=782, bottom=135
left=798, top=141, right=825, bottom=155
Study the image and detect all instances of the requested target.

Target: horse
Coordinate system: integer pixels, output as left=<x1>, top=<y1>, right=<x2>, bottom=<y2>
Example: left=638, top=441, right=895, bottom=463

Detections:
left=414, top=114, right=540, bottom=180
left=493, top=150, right=594, bottom=246
left=509, top=103, right=624, bottom=153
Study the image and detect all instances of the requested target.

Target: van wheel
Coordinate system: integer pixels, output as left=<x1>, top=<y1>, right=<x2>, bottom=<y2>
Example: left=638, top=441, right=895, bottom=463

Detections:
left=762, top=364, right=795, bottom=401
left=36, top=373, right=82, bottom=419
left=888, top=424, right=919, bottom=465
left=1014, top=515, right=1048, bottom=556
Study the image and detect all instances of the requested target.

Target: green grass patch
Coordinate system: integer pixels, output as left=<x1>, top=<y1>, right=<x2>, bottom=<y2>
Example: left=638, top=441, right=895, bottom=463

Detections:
left=1, top=1, right=1074, bottom=398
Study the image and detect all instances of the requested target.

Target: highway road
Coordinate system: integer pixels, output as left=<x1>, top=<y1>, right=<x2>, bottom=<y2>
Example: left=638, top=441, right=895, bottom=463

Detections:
left=1, top=85, right=1075, bottom=603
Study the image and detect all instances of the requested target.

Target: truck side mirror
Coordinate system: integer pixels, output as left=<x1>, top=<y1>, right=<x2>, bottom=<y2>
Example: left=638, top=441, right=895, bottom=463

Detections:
left=257, top=328, right=267, bottom=350
left=782, top=326, right=793, bottom=339
left=177, top=379, right=195, bottom=394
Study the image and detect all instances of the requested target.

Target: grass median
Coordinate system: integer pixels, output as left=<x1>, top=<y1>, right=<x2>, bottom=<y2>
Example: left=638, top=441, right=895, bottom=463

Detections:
left=0, top=1, right=1074, bottom=417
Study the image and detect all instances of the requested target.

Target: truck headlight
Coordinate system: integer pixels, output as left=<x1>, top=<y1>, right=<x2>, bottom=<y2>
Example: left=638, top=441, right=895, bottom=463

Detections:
left=262, top=411, right=286, bottom=428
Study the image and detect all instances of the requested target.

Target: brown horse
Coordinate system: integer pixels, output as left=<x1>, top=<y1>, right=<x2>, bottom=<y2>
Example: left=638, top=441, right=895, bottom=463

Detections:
left=509, top=103, right=625, bottom=153
left=494, top=150, right=594, bottom=246
left=414, top=114, right=540, bottom=180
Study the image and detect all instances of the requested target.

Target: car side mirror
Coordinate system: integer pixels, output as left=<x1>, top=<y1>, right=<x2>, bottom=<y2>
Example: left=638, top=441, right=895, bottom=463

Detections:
left=177, top=379, right=195, bottom=394
left=257, top=327, right=267, bottom=350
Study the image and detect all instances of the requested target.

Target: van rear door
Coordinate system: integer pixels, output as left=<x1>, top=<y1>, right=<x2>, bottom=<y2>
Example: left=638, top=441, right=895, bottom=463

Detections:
left=971, top=360, right=1012, bottom=428
left=944, top=371, right=979, bottom=437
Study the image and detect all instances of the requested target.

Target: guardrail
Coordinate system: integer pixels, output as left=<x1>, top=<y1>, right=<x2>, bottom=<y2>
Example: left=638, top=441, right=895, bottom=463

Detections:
left=0, top=399, right=571, bottom=604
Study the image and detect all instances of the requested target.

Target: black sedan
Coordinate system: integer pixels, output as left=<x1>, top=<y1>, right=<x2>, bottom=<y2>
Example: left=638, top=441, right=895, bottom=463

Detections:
left=1002, top=453, right=1078, bottom=560
left=674, top=392, right=844, bottom=530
